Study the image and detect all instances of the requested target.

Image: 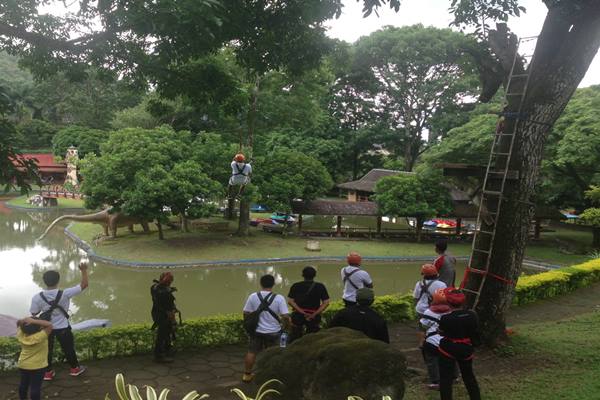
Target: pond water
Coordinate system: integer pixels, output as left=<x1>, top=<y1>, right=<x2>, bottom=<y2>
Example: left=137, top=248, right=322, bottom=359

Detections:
left=0, top=202, right=467, bottom=326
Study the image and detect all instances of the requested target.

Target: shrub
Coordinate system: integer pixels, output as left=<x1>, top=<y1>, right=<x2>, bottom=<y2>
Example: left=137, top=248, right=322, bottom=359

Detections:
left=512, top=259, right=600, bottom=305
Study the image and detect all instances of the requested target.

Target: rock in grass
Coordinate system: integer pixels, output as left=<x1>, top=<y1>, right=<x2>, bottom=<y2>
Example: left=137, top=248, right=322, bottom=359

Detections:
left=255, top=327, right=405, bottom=400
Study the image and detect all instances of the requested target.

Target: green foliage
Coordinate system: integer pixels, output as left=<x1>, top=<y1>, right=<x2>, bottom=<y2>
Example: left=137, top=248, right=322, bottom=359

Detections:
left=374, top=173, right=452, bottom=219
left=254, top=149, right=333, bottom=212
left=580, top=208, right=600, bottom=228
left=106, top=373, right=209, bottom=400
left=348, top=25, right=480, bottom=171
left=0, top=294, right=413, bottom=371
left=52, top=125, right=108, bottom=157
left=585, top=185, right=600, bottom=205
left=81, top=126, right=220, bottom=229
left=16, top=119, right=58, bottom=149
left=512, top=259, right=600, bottom=305
left=111, top=101, right=159, bottom=130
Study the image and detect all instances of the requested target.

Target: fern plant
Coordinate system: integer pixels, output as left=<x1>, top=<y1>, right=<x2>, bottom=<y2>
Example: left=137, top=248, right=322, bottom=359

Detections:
left=105, top=373, right=209, bottom=400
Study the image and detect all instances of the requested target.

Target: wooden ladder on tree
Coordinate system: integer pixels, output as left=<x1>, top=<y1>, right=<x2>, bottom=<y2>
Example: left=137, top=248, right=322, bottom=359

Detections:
left=461, top=36, right=539, bottom=309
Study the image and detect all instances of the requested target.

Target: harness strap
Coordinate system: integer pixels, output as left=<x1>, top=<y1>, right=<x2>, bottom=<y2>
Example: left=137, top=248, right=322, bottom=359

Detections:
left=257, top=292, right=280, bottom=323
left=39, top=291, right=69, bottom=319
left=460, top=266, right=514, bottom=289
left=417, top=279, right=435, bottom=303
left=420, top=314, right=440, bottom=324
left=343, top=268, right=361, bottom=290
left=233, top=163, right=248, bottom=176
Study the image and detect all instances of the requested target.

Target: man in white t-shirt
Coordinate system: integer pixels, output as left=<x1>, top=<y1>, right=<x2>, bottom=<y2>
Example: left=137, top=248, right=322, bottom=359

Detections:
left=229, top=153, right=252, bottom=186
left=341, top=252, right=373, bottom=307
left=413, top=264, right=447, bottom=317
left=242, top=274, right=289, bottom=383
left=30, top=262, right=89, bottom=381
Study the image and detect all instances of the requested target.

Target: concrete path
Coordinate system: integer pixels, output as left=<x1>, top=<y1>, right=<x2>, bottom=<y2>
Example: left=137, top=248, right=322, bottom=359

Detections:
left=2, top=283, right=599, bottom=400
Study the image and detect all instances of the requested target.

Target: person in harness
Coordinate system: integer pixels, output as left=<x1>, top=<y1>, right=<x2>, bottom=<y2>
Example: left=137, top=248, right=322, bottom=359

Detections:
left=228, top=153, right=252, bottom=199
left=242, top=274, right=290, bottom=383
left=29, top=263, right=88, bottom=381
left=413, top=264, right=447, bottom=318
left=330, top=287, right=389, bottom=343
left=438, top=288, right=481, bottom=400
left=340, top=252, right=373, bottom=307
left=419, top=288, right=452, bottom=391
left=287, top=266, right=330, bottom=342
left=150, top=272, right=179, bottom=363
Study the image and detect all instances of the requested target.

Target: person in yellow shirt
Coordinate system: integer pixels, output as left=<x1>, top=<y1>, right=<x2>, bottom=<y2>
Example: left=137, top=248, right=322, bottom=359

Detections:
left=16, top=317, right=53, bottom=400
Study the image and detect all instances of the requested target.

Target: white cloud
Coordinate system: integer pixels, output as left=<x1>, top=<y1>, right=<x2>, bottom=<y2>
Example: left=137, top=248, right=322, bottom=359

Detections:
left=326, top=0, right=599, bottom=88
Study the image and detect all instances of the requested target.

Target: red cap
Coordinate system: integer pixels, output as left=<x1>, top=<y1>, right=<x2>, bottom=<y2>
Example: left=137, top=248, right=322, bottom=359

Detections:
left=432, top=288, right=447, bottom=305
left=421, top=264, right=438, bottom=278
left=234, top=153, right=245, bottom=162
left=347, top=251, right=362, bottom=266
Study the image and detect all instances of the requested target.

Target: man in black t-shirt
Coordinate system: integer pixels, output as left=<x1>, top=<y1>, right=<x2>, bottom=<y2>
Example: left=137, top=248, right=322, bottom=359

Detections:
left=329, top=288, right=389, bottom=343
left=287, top=266, right=330, bottom=342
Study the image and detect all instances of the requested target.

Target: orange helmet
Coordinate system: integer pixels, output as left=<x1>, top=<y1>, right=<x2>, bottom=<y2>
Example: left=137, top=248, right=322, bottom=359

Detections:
left=443, top=287, right=466, bottom=306
left=234, top=153, right=245, bottom=162
left=347, top=251, right=362, bottom=266
left=432, top=288, right=447, bottom=305
left=421, top=264, right=438, bottom=278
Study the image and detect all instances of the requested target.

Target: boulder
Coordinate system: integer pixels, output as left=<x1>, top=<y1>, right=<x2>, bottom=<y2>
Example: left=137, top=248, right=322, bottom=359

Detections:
left=256, top=327, right=405, bottom=400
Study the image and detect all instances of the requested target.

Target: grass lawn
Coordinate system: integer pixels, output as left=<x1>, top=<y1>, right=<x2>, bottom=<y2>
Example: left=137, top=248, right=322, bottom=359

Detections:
left=404, top=311, right=600, bottom=399
left=6, top=195, right=85, bottom=209
left=66, top=216, right=595, bottom=265
left=69, top=221, right=472, bottom=262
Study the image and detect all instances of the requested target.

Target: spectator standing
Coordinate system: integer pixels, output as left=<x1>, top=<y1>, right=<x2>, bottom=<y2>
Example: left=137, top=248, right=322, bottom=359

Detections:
left=438, top=288, right=481, bottom=400
left=16, top=317, right=53, bottom=400
left=419, top=289, right=452, bottom=390
left=29, top=262, right=88, bottom=381
left=242, top=274, right=290, bottom=383
left=433, top=239, right=457, bottom=287
left=341, top=252, right=373, bottom=307
left=150, top=272, right=179, bottom=363
left=413, top=264, right=447, bottom=318
left=287, top=266, right=330, bottom=342
left=330, top=288, right=389, bottom=343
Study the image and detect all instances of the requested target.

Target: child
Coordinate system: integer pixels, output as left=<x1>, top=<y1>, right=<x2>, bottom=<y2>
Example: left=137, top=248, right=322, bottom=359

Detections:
left=16, top=317, right=53, bottom=400
left=413, top=264, right=446, bottom=317
left=419, top=289, right=451, bottom=390
left=438, top=288, right=481, bottom=400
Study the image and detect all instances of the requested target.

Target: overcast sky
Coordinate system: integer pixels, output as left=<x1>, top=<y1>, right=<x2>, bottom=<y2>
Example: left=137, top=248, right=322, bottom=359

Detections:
left=326, top=0, right=599, bottom=88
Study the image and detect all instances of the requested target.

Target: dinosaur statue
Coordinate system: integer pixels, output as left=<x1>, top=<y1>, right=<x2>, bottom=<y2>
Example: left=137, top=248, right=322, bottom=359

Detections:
left=38, top=209, right=150, bottom=241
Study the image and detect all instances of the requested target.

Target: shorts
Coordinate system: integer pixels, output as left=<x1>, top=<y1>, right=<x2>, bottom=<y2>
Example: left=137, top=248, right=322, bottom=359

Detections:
left=248, top=332, right=280, bottom=353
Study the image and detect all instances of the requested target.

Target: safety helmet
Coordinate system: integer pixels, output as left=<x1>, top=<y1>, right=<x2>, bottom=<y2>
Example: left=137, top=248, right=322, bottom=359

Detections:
left=234, top=153, right=245, bottom=162
left=421, top=264, right=438, bottom=278
left=347, top=251, right=362, bottom=266
left=443, top=288, right=466, bottom=307
left=432, top=288, right=447, bottom=305
left=159, top=272, right=174, bottom=285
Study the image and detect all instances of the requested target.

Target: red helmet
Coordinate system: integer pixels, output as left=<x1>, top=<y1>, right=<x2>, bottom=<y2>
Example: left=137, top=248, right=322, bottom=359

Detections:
left=234, top=153, right=245, bottom=162
left=347, top=251, right=362, bottom=266
left=159, top=272, right=174, bottom=285
left=421, top=264, right=438, bottom=278
left=432, top=288, right=447, bottom=305
left=443, top=288, right=465, bottom=306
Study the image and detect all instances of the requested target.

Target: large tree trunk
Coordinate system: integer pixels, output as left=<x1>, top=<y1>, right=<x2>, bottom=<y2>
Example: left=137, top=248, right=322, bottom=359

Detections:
left=237, top=198, right=251, bottom=236
left=467, top=4, right=600, bottom=345
left=156, top=221, right=164, bottom=240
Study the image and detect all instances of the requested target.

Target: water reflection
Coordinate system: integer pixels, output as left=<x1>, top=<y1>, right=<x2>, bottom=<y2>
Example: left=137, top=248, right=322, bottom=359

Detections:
left=0, top=204, right=466, bottom=326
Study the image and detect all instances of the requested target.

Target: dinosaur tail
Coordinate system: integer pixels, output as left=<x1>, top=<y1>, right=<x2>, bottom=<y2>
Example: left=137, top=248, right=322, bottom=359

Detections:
left=37, top=210, right=107, bottom=241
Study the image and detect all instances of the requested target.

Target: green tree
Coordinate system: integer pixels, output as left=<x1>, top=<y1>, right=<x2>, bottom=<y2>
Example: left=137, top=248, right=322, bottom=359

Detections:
left=254, top=149, right=333, bottom=213
left=111, top=100, right=159, bottom=130
left=16, top=119, right=57, bottom=150
left=349, top=25, right=480, bottom=171
left=52, top=126, right=109, bottom=158
left=580, top=186, right=600, bottom=248
left=374, top=172, right=452, bottom=241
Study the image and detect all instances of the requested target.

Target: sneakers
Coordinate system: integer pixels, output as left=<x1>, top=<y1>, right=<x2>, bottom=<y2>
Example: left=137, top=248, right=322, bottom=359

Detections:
left=69, top=366, right=86, bottom=377
left=43, top=370, right=55, bottom=381
left=242, top=372, right=254, bottom=383
left=427, top=383, right=440, bottom=391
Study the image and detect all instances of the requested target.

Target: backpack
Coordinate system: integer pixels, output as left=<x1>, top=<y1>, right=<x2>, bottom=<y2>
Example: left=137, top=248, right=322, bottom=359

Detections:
left=243, top=292, right=280, bottom=335
left=38, top=290, right=69, bottom=321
